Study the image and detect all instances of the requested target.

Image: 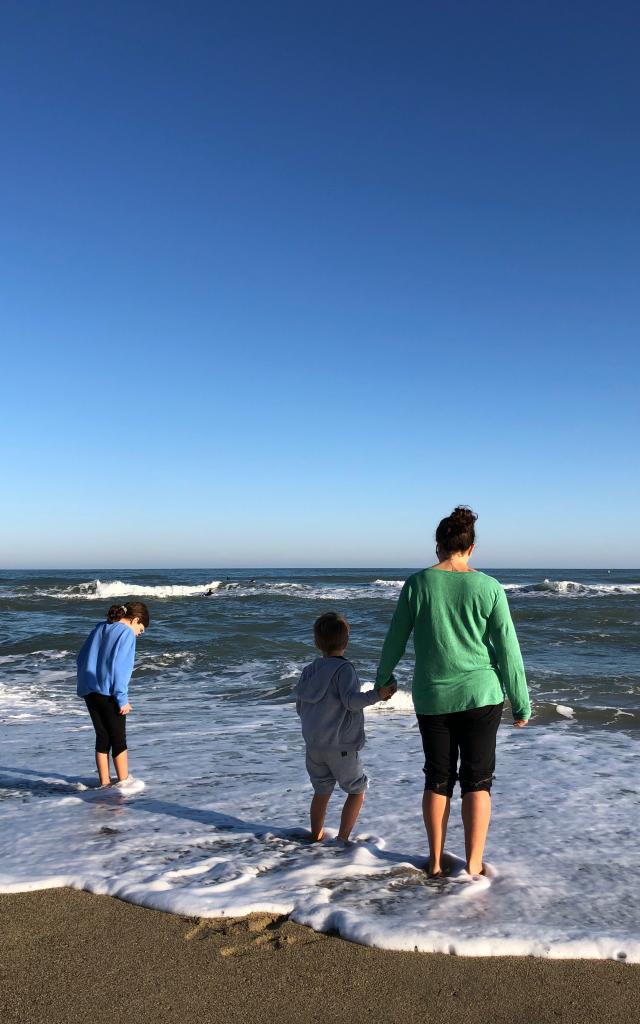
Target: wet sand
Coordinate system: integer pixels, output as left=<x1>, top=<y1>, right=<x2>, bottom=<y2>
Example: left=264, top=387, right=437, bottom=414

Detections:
left=1, top=888, right=638, bottom=1024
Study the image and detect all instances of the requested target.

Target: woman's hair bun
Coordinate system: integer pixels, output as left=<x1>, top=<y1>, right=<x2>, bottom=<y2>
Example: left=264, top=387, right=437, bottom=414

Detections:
left=435, top=505, right=478, bottom=557
left=106, top=604, right=128, bottom=623
left=450, top=505, right=478, bottom=526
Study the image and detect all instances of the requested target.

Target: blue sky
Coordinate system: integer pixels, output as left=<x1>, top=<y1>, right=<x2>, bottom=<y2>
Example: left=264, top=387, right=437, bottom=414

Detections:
left=1, top=1, right=638, bottom=568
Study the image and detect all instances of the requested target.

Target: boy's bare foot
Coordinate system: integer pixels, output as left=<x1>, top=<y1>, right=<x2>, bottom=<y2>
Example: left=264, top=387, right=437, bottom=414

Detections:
left=310, top=830, right=325, bottom=842
left=335, top=836, right=354, bottom=848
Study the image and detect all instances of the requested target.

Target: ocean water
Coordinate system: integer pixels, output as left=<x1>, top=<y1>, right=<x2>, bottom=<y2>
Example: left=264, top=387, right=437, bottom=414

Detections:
left=1, top=568, right=639, bottom=960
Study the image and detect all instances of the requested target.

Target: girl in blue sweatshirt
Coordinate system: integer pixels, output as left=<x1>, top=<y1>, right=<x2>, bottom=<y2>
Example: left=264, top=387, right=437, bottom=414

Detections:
left=77, top=602, right=150, bottom=786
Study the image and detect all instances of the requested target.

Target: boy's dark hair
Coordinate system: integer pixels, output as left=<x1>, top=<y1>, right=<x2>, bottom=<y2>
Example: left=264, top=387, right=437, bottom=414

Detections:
left=107, top=601, right=150, bottom=628
left=314, top=612, right=349, bottom=655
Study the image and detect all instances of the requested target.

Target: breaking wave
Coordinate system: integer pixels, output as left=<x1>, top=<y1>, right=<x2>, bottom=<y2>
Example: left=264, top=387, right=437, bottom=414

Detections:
left=503, top=579, right=640, bottom=597
left=34, top=576, right=640, bottom=603
left=39, top=578, right=404, bottom=602
left=41, top=579, right=223, bottom=600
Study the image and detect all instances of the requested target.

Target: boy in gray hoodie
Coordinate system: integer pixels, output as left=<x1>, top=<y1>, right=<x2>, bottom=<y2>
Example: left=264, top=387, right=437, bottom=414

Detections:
left=295, top=612, right=396, bottom=843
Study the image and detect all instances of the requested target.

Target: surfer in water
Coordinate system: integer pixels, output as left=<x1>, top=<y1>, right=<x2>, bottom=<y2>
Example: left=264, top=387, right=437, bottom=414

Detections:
left=375, top=507, right=530, bottom=878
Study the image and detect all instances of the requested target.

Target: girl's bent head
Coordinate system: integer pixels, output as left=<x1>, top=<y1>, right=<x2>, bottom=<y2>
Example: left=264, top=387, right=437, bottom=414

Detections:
left=314, top=612, right=349, bottom=655
left=435, top=506, right=478, bottom=559
left=106, top=601, right=150, bottom=636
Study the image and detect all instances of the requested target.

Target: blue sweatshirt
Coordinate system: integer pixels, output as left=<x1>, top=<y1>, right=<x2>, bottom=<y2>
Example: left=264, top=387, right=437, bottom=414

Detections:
left=294, top=656, right=380, bottom=751
left=76, top=622, right=136, bottom=710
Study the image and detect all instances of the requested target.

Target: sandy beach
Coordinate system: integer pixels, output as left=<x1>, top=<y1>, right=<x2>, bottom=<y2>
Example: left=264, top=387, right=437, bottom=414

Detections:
left=1, top=889, right=638, bottom=1024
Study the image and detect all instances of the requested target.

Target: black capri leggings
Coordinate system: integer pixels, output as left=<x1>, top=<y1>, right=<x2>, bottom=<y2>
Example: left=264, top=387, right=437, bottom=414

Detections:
left=84, top=692, right=127, bottom=757
left=417, top=702, right=503, bottom=798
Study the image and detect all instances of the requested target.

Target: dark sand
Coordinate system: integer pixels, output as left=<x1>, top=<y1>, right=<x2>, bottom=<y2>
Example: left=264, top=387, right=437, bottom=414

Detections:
left=1, top=889, right=638, bottom=1024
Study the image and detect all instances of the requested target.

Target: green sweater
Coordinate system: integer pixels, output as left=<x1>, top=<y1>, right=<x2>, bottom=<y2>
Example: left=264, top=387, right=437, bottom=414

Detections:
left=375, top=569, right=531, bottom=719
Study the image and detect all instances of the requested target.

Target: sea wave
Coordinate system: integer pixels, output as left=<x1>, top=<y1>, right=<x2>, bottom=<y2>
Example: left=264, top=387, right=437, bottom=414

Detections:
left=33, top=575, right=640, bottom=603
left=40, top=579, right=223, bottom=600
left=503, top=579, right=640, bottom=597
left=39, top=578, right=403, bottom=602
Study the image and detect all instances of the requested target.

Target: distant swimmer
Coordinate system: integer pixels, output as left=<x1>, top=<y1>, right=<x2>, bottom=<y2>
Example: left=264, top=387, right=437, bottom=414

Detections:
left=205, top=588, right=216, bottom=596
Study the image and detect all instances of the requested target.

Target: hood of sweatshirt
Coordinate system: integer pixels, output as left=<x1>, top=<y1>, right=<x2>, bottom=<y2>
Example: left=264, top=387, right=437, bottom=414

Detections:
left=294, top=656, right=346, bottom=703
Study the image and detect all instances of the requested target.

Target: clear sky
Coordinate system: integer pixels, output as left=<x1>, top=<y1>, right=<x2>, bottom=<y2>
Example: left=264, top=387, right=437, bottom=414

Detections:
left=1, top=1, right=639, bottom=568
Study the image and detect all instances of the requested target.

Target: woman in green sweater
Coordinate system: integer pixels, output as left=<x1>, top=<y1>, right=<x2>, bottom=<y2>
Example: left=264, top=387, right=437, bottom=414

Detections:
left=375, top=506, right=531, bottom=878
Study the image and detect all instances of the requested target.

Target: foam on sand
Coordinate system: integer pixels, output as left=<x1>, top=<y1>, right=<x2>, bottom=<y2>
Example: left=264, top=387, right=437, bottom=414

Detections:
left=1, top=691, right=638, bottom=962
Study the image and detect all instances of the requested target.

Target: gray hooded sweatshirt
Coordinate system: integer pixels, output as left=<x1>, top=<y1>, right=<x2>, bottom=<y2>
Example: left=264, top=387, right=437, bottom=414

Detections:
left=294, top=656, right=379, bottom=751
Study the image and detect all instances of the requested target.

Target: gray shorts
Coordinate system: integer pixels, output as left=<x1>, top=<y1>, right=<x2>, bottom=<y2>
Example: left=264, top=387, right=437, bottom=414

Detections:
left=305, top=746, right=368, bottom=796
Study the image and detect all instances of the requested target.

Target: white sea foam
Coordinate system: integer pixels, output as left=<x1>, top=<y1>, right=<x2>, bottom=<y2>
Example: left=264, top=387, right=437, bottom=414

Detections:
left=1, top=661, right=639, bottom=962
left=555, top=705, right=575, bottom=719
left=503, top=579, right=640, bottom=597
left=378, top=689, right=415, bottom=712
left=42, top=579, right=223, bottom=600
left=207, top=580, right=405, bottom=601
left=40, top=578, right=404, bottom=602
left=0, top=650, right=71, bottom=665
left=36, top=575, right=640, bottom=603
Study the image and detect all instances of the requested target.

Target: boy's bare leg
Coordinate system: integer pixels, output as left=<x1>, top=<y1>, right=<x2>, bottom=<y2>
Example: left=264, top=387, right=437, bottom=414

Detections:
left=113, top=750, right=129, bottom=783
left=461, top=790, right=491, bottom=874
left=95, top=752, right=111, bottom=786
left=422, top=790, right=450, bottom=875
left=338, top=792, right=365, bottom=841
left=310, top=793, right=331, bottom=840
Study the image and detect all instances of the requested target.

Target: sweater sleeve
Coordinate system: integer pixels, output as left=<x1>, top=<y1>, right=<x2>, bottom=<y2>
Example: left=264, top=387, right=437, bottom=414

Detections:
left=488, top=588, right=531, bottom=720
left=336, top=664, right=380, bottom=711
left=375, top=580, right=414, bottom=687
left=294, top=667, right=307, bottom=716
left=112, top=629, right=136, bottom=709
left=76, top=634, right=91, bottom=669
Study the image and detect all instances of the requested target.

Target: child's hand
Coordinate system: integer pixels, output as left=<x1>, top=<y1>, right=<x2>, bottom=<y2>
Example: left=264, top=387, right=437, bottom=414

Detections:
left=119, top=704, right=132, bottom=716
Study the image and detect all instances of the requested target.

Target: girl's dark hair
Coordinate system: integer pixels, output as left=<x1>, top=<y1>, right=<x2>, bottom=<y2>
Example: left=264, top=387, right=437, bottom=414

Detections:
left=435, top=506, right=478, bottom=558
left=314, top=612, right=349, bottom=655
left=106, top=602, right=150, bottom=627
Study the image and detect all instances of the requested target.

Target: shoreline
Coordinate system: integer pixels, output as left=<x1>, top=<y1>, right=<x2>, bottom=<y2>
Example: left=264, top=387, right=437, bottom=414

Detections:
left=2, top=889, right=638, bottom=1024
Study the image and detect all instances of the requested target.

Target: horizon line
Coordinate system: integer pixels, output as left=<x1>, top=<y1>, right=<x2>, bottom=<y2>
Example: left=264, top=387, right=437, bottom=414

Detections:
left=1, top=565, right=638, bottom=573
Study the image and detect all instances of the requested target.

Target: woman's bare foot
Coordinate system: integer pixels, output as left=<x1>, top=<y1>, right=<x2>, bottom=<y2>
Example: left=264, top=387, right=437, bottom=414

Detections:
left=440, top=852, right=454, bottom=876
left=427, top=856, right=442, bottom=877
left=467, top=861, right=487, bottom=876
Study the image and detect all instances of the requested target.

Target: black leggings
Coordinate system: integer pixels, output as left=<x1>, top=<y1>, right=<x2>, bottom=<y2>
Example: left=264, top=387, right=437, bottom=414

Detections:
left=417, top=703, right=503, bottom=798
left=84, top=692, right=127, bottom=757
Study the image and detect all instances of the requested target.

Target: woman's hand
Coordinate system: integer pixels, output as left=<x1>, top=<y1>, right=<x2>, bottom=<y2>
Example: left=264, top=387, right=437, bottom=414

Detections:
left=378, top=682, right=397, bottom=701
left=513, top=719, right=528, bottom=728
left=119, top=703, right=132, bottom=716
